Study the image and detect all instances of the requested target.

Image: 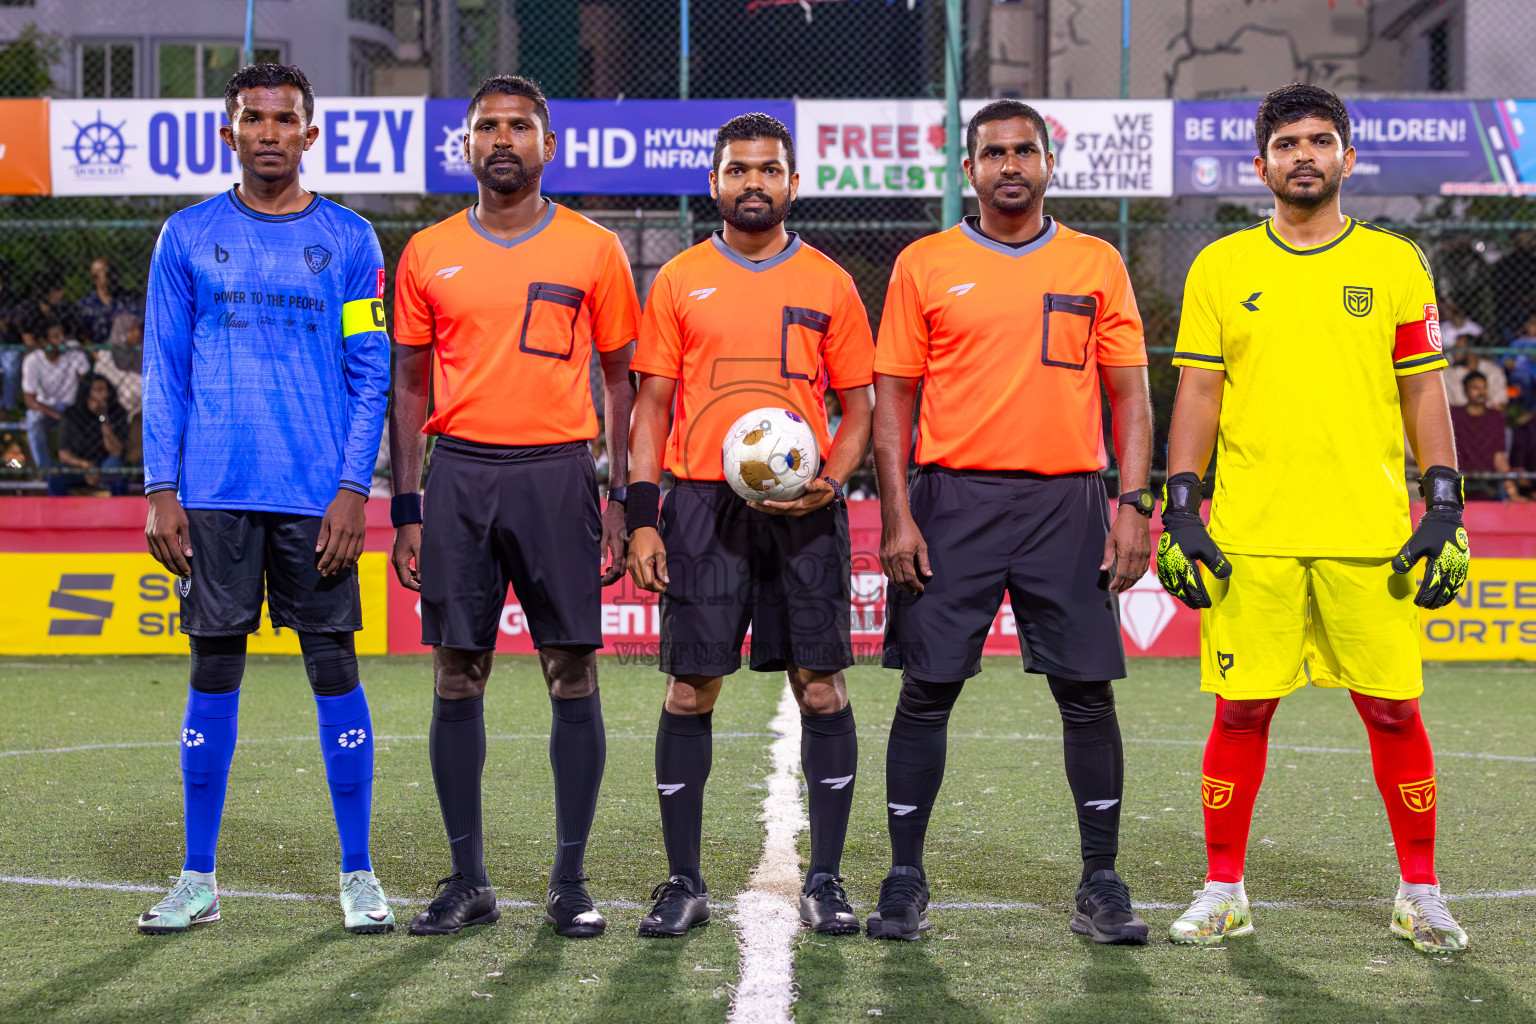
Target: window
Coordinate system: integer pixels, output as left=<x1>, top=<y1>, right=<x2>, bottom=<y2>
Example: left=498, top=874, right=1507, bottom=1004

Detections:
left=80, top=42, right=136, bottom=98
left=1426, top=21, right=1451, bottom=92
left=157, top=42, right=282, bottom=98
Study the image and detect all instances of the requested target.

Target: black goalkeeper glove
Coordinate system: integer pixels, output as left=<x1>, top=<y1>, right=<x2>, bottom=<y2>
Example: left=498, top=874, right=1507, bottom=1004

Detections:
left=1392, top=465, right=1470, bottom=610
left=1156, top=472, right=1231, bottom=610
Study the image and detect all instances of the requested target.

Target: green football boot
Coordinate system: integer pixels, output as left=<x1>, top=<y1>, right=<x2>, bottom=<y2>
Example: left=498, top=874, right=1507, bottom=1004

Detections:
left=1168, top=881, right=1254, bottom=945
left=1392, top=882, right=1468, bottom=954
left=341, top=869, right=395, bottom=934
left=137, top=870, right=220, bottom=934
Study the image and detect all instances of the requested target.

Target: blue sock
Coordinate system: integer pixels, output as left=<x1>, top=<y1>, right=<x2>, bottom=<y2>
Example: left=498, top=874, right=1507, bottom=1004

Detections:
left=315, top=685, right=374, bottom=873
left=181, top=687, right=240, bottom=874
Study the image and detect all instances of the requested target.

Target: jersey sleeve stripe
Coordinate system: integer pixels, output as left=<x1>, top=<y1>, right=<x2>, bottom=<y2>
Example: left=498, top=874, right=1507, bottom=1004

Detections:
left=1359, top=222, right=1433, bottom=276
left=339, top=479, right=371, bottom=496
left=1171, top=351, right=1224, bottom=364
left=1393, top=353, right=1449, bottom=370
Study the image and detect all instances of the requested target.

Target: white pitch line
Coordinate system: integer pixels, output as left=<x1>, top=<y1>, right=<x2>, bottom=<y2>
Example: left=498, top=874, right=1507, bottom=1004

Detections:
left=726, top=681, right=806, bottom=1024
left=2, top=873, right=1529, bottom=916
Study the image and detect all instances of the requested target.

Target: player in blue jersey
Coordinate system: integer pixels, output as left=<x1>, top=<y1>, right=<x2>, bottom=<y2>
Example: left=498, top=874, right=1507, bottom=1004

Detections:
left=135, top=64, right=393, bottom=936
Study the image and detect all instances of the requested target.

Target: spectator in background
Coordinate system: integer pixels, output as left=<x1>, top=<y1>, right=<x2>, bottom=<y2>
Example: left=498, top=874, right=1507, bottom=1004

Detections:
left=1508, top=406, right=1536, bottom=501
left=94, top=312, right=144, bottom=464
left=18, top=279, right=78, bottom=346
left=1505, top=314, right=1536, bottom=402
left=1491, top=231, right=1536, bottom=341
left=1450, top=372, right=1511, bottom=500
left=51, top=373, right=129, bottom=496
left=1445, top=344, right=1508, bottom=408
left=95, top=312, right=143, bottom=415
left=76, top=257, right=142, bottom=346
left=1438, top=297, right=1483, bottom=349
left=0, top=275, right=21, bottom=414
left=21, top=320, right=89, bottom=469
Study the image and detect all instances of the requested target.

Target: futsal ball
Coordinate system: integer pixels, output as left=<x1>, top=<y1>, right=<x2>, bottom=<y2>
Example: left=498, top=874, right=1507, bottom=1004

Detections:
left=722, top=407, right=821, bottom=503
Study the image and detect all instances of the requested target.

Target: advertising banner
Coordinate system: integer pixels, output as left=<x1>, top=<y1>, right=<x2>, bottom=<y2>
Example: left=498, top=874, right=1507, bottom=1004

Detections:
left=0, top=552, right=389, bottom=655
left=1174, top=99, right=1536, bottom=197
left=425, top=98, right=798, bottom=195
left=796, top=98, right=1173, bottom=198
left=381, top=503, right=1199, bottom=659
left=0, top=98, right=50, bottom=195
left=49, top=98, right=425, bottom=196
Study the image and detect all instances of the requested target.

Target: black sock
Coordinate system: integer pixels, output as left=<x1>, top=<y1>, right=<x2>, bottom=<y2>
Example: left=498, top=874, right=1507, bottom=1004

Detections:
left=549, top=688, right=606, bottom=882
left=655, top=708, right=711, bottom=889
left=1048, top=676, right=1124, bottom=883
left=801, top=702, right=857, bottom=887
left=430, top=693, right=488, bottom=886
left=885, top=678, right=963, bottom=873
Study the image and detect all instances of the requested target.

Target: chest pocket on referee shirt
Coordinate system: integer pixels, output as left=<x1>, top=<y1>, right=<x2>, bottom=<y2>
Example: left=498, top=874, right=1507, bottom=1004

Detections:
left=781, top=306, right=830, bottom=381
left=519, top=282, right=587, bottom=360
left=1041, top=293, right=1097, bottom=371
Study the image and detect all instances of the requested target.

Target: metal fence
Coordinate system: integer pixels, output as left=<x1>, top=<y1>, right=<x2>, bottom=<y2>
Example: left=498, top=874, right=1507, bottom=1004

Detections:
left=3, top=1, right=1535, bottom=496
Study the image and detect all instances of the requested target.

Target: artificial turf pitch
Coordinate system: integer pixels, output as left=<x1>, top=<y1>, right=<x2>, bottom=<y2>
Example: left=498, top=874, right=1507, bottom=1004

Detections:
left=0, top=655, right=1532, bottom=1023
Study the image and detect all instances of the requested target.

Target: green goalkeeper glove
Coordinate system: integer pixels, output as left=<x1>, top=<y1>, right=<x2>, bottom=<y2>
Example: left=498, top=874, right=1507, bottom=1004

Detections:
left=1156, top=472, right=1231, bottom=610
left=1392, top=465, right=1470, bottom=610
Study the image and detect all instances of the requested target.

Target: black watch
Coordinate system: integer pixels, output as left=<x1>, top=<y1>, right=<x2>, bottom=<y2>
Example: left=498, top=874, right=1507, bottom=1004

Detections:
left=1118, top=488, right=1155, bottom=517
left=607, top=486, right=627, bottom=504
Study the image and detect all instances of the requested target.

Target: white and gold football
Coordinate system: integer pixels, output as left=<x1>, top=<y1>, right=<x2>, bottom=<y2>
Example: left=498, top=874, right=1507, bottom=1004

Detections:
left=721, top=407, right=821, bottom=503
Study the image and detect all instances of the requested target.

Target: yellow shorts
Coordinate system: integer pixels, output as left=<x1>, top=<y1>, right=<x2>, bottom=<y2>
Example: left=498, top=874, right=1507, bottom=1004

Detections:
left=1200, top=553, right=1422, bottom=701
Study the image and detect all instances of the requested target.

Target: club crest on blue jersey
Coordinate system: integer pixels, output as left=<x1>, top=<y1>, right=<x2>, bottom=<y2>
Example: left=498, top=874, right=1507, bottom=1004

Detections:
left=305, top=244, right=332, bottom=274
left=1342, top=285, right=1373, bottom=317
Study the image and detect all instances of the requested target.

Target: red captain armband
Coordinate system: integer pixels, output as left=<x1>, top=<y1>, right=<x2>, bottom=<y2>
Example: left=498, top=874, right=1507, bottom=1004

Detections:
left=1393, top=303, right=1443, bottom=365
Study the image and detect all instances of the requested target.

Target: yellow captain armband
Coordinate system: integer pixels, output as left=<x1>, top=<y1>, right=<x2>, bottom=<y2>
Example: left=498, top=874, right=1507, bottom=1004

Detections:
left=342, top=298, right=386, bottom=338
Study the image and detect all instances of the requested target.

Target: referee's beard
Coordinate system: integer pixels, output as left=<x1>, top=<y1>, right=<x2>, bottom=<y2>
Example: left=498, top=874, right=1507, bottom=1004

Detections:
left=717, top=190, right=792, bottom=233
left=474, top=150, right=541, bottom=195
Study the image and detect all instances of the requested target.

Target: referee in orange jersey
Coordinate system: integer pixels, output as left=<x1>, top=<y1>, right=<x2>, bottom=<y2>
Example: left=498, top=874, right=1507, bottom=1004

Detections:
left=625, top=113, right=875, bottom=938
left=388, top=76, right=641, bottom=939
left=867, top=101, right=1155, bottom=944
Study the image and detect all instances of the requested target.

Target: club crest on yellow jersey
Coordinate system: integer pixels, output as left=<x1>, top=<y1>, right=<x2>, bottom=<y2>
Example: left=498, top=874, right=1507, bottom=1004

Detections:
left=1343, top=285, right=1373, bottom=317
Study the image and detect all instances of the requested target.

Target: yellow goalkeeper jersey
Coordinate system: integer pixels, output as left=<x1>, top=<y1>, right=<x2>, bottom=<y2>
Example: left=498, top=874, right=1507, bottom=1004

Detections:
left=1172, top=217, right=1447, bottom=557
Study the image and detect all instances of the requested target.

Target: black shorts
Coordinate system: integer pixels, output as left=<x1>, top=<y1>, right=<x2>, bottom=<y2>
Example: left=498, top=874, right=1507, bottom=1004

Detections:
left=659, top=480, right=852, bottom=678
left=420, top=437, right=602, bottom=652
left=181, top=509, right=361, bottom=636
left=883, top=466, right=1126, bottom=683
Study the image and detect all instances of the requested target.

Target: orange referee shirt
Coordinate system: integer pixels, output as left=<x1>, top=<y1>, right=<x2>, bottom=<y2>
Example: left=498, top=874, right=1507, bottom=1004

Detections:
left=394, top=202, right=640, bottom=445
left=633, top=232, right=874, bottom=481
left=875, top=217, right=1146, bottom=474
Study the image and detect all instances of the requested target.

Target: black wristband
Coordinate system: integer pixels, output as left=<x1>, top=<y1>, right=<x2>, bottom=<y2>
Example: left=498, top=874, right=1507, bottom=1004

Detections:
left=1162, top=472, right=1204, bottom=517
left=391, top=492, right=423, bottom=527
left=1419, top=465, right=1464, bottom=510
left=624, top=481, right=662, bottom=533
left=820, top=475, right=845, bottom=504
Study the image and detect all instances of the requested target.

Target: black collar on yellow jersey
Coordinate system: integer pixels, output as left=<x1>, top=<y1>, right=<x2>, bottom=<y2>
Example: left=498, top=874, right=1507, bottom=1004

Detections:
left=1264, top=216, right=1355, bottom=256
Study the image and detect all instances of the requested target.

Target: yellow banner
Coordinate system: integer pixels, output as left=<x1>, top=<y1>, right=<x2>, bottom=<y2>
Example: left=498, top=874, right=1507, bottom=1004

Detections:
left=0, top=553, right=388, bottom=655
left=1419, top=558, right=1536, bottom=660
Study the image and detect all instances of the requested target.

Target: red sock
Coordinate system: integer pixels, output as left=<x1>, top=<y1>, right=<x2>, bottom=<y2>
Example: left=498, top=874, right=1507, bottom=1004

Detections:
left=1351, top=692, right=1437, bottom=885
left=1201, top=697, right=1279, bottom=883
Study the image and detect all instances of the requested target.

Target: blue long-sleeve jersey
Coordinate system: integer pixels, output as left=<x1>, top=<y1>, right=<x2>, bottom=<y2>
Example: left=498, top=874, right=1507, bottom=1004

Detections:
left=142, top=189, right=390, bottom=515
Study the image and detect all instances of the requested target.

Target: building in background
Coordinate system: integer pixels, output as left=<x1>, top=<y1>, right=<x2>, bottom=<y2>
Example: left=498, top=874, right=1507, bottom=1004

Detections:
left=0, top=0, right=426, bottom=99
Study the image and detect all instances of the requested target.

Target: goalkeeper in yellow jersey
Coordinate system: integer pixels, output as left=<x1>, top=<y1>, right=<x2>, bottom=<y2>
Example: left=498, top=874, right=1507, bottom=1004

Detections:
left=1157, top=84, right=1469, bottom=954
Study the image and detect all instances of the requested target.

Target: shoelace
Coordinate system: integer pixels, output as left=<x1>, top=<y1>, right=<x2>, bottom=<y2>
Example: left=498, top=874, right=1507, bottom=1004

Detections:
left=648, top=877, right=696, bottom=910
left=549, top=876, right=595, bottom=913
left=807, top=876, right=853, bottom=912
left=877, top=875, right=927, bottom=912
left=343, top=873, right=389, bottom=915
left=428, top=873, right=481, bottom=911
left=157, top=874, right=206, bottom=910
left=1082, top=876, right=1133, bottom=915
left=1403, top=891, right=1460, bottom=931
left=1181, top=887, right=1240, bottom=921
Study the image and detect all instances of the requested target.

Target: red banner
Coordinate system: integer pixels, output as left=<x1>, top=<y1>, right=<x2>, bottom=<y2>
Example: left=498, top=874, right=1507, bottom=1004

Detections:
left=381, top=499, right=1203, bottom=658
left=7, top=497, right=1534, bottom=660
